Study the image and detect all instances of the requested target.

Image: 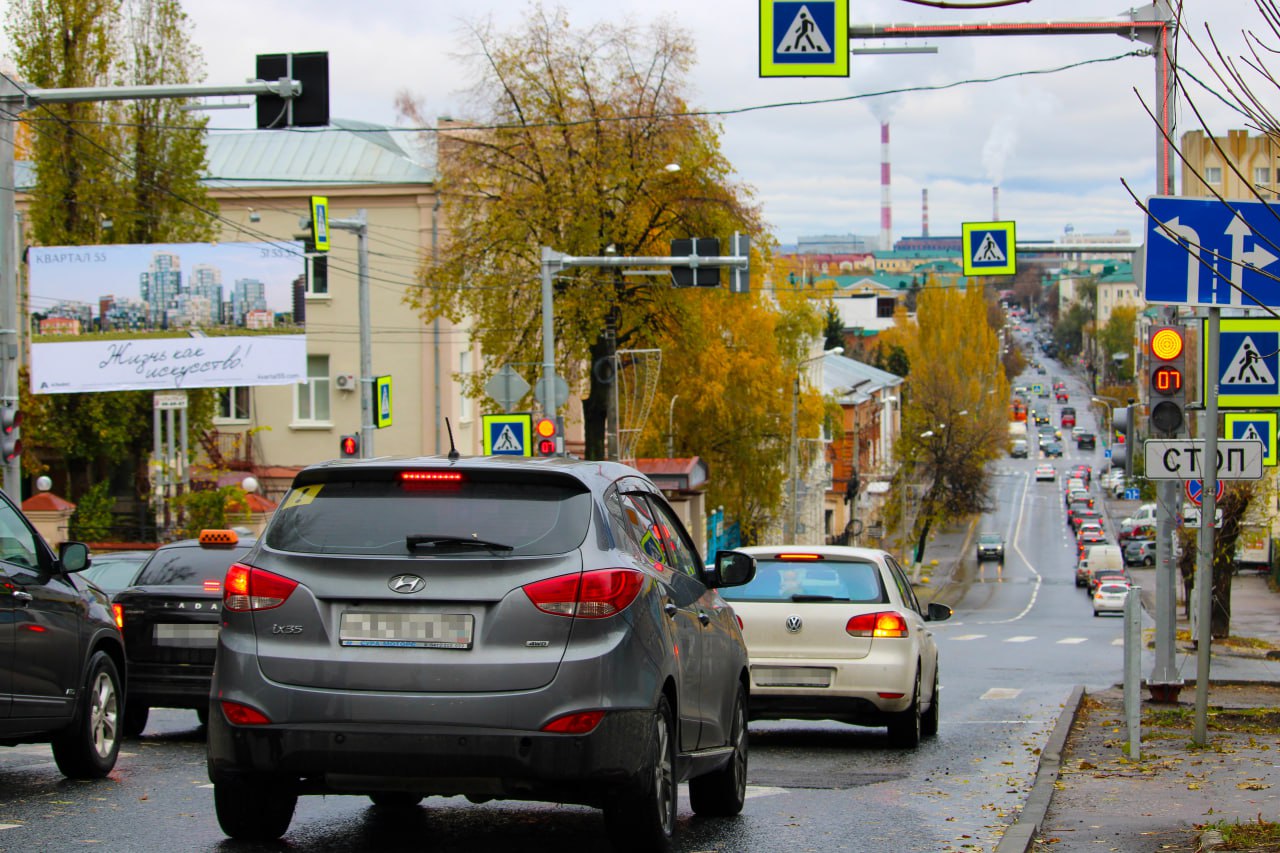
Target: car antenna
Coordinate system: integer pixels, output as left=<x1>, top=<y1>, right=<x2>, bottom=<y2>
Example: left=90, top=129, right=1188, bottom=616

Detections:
left=446, top=417, right=460, bottom=460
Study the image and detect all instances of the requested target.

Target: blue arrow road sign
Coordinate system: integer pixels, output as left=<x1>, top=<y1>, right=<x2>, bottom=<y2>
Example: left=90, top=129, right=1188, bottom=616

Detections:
left=1144, top=195, right=1280, bottom=307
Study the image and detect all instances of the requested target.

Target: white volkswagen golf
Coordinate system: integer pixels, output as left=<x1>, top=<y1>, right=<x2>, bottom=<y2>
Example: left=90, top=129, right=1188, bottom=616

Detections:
left=720, top=546, right=952, bottom=747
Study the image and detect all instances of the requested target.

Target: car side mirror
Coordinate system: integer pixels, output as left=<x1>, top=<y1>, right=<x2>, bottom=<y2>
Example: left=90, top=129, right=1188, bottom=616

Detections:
left=705, top=550, right=756, bottom=588
left=59, top=541, right=90, bottom=573
left=926, top=602, right=952, bottom=622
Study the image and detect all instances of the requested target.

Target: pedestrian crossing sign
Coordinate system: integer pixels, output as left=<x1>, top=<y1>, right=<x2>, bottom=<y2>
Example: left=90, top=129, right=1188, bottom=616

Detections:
left=1207, top=318, right=1280, bottom=408
left=1225, top=412, right=1277, bottom=466
left=962, top=221, right=1017, bottom=276
left=759, top=0, right=848, bottom=77
left=481, top=413, right=533, bottom=457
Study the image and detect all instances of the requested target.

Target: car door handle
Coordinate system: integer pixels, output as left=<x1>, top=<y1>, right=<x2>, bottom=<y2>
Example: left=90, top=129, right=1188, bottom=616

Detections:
left=697, top=611, right=710, bottom=626
left=12, top=590, right=32, bottom=604
left=664, top=601, right=678, bottom=618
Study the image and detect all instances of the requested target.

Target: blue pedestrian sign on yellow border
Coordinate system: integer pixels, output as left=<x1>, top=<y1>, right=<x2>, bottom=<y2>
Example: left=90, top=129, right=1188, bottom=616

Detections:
left=1205, top=318, right=1280, bottom=408
left=1225, top=412, right=1278, bottom=466
left=962, top=221, right=1016, bottom=276
left=375, top=376, right=392, bottom=428
left=482, top=413, right=533, bottom=457
left=759, top=0, right=848, bottom=77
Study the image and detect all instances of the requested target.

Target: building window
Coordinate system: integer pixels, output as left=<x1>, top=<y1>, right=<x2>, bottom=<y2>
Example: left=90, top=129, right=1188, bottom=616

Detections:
left=296, top=355, right=331, bottom=423
left=306, top=240, right=328, bottom=295
left=876, top=297, right=895, bottom=318
left=1205, top=166, right=1222, bottom=184
left=1255, top=166, right=1271, bottom=190
left=459, top=350, right=472, bottom=422
left=216, top=387, right=251, bottom=422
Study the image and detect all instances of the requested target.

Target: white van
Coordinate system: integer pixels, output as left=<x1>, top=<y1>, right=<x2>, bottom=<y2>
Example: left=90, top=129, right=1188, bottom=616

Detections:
left=1076, top=544, right=1125, bottom=588
left=1121, top=503, right=1156, bottom=528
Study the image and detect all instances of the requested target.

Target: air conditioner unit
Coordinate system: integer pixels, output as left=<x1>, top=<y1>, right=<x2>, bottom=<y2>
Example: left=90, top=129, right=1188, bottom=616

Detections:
left=335, top=373, right=356, bottom=391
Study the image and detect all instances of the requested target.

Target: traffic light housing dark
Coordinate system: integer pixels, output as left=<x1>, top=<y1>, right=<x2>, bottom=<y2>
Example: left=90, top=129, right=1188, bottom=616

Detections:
left=339, top=434, right=360, bottom=458
left=670, top=238, right=720, bottom=287
left=1147, top=325, right=1186, bottom=438
left=256, top=52, right=330, bottom=129
left=534, top=417, right=557, bottom=456
left=1111, top=405, right=1133, bottom=476
left=0, top=406, right=21, bottom=465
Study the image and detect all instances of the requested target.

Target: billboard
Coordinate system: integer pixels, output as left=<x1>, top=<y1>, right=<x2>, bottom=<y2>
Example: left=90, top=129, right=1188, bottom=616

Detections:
left=28, top=242, right=307, bottom=393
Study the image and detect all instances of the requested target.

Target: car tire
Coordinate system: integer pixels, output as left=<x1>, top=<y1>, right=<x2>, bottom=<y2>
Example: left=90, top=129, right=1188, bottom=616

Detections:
left=920, top=668, right=940, bottom=738
left=1143, top=557, right=1154, bottom=567
left=604, top=695, right=676, bottom=853
left=50, top=651, right=122, bottom=779
left=214, top=776, right=298, bottom=841
left=689, top=684, right=747, bottom=817
left=122, top=701, right=149, bottom=739
left=886, top=670, right=922, bottom=749
left=369, top=792, right=424, bottom=808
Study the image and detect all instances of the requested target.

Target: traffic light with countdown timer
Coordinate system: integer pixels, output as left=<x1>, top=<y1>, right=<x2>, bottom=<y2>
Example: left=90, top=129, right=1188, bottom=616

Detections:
left=339, top=434, right=360, bottom=458
left=1111, top=405, right=1133, bottom=477
left=1147, top=325, right=1186, bottom=437
left=534, top=417, right=557, bottom=456
left=0, top=406, right=21, bottom=464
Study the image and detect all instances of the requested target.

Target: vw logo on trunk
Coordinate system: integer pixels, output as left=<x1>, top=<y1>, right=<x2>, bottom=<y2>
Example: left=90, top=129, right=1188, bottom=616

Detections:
left=388, top=574, right=426, bottom=594
left=785, top=615, right=803, bottom=633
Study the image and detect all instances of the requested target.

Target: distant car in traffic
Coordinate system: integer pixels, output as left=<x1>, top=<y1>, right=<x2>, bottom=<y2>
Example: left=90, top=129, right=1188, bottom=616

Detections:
left=1075, top=430, right=1097, bottom=450
left=79, top=549, right=152, bottom=595
left=1042, top=441, right=1063, bottom=458
left=976, top=532, right=1005, bottom=562
left=1093, top=582, right=1132, bottom=616
left=1124, top=539, right=1157, bottom=566
left=1034, top=464, right=1056, bottom=482
left=1011, top=440, right=1028, bottom=458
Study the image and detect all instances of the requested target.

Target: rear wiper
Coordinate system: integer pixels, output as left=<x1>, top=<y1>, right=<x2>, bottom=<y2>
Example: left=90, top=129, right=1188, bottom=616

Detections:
left=406, top=535, right=514, bottom=552
left=789, top=594, right=850, bottom=602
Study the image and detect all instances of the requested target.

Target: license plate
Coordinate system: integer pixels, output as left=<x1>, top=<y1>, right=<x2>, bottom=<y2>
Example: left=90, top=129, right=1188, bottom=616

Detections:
left=752, top=666, right=834, bottom=688
left=154, top=623, right=220, bottom=647
left=340, top=612, right=473, bottom=649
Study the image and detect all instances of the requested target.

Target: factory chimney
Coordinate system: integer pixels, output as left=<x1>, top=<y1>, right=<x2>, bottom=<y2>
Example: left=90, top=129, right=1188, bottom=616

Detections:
left=993, top=185, right=1000, bottom=221
left=921, top=188, right=929, bottom=239
left=880, top=122, right=892, bottom=251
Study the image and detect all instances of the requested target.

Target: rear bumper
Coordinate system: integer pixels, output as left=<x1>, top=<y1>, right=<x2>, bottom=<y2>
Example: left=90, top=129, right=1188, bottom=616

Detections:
left=127, top=662, right=213, bottom=709
left=206, top=709, right=653, bottom=805
left=746, top=655, right=917, bottom=723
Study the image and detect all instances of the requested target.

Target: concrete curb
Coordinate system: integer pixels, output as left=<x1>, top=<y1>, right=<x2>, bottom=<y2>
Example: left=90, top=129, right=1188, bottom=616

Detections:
left=995, top=684, right=1086, bottom=853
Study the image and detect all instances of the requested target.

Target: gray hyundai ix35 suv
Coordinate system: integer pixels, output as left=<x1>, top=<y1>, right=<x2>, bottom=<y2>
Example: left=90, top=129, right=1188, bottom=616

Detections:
left=207, top=455, right=756, bottom=851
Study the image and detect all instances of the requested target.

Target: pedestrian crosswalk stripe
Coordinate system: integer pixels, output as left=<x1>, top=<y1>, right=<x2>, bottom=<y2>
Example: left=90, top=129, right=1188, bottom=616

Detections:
left=952, top=634, right=987, bottom=641
left=981, top=687, right=1022, bottom=700
left=1111, top=638, right=1125, bottom=646
left=1057, top=638, right=1088, bottom=644
left=1005, top=636, right=1035, bottom=643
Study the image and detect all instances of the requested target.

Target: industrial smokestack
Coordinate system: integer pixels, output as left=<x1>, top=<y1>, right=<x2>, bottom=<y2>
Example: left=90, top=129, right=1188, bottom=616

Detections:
left=993, top=186, right=1000, bottom=221
left=921, top=189, right=929, bottom=239
left=880, top=122, right=891, bottom=251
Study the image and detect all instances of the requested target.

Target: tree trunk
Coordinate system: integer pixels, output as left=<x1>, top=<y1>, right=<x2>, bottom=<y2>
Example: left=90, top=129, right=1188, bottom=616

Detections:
left=583, top=334, right=613, bottom=460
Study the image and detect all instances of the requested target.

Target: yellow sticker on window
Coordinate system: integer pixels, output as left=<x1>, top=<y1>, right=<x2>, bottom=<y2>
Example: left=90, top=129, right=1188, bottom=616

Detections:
left=280, top=484, right=324, bottom=510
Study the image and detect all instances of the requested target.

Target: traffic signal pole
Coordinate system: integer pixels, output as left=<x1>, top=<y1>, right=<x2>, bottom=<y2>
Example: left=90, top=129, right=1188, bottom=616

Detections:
left=330, top=213, right=371, bottom=457
left=1193, top=309, right=1221, bottom=745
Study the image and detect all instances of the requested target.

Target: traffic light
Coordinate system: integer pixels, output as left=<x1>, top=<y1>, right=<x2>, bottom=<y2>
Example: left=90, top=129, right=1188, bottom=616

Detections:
left=1111, top=405, right=1133, bottom=476
left=534, top=417, right=557, bottom=456
left=339, top=434, right=360, bottom=458
left=1147, top=325, right=1186, bottom=437
left=670, top=238, right=721, bottom=287
left=0, top=406, right=21, bottom=464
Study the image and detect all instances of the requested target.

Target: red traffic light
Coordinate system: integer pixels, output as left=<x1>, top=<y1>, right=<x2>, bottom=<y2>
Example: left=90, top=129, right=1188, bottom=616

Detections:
left=534, top=418, right=558, bottom=456
left=339, top=434, right=360, bottom=458
left=1151, top=365, right=1183, bottom=395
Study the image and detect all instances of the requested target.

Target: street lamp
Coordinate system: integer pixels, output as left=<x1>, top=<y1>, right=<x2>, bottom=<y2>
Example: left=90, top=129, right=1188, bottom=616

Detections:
left=787, top=346, right=843, bottom=542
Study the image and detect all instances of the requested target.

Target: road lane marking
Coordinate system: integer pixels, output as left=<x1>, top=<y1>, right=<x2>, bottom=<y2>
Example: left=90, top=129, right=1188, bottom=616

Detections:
left=744, top=786, right=788, bottom=800
left=951, top=634, right=987, bottom=641
left=1057, top=637, right=1088, bottom=644
left=1005, top=636, right=1035, bottom=643
left=980, top=687, right=1023, bottom=700
left=0, top=825, right=21, bottom=831
left=978, top=472, right=1043, bottom=625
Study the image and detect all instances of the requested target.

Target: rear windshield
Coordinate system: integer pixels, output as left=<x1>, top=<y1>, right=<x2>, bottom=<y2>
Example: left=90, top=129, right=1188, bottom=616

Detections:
left=134, top=545, right=250, bottom=586
left=264, top=476, right=592, bottom=557
left=718, top=558, right=887, bottom=603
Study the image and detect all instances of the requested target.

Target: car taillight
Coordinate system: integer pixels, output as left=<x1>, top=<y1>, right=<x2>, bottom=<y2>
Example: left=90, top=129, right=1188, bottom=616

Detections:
left=224, top=562, right=298, bottom=612
left=846, top=611, right=909, bottom=638
left=523, top=569, right=644, bottom=618
left=541, top=710, right=606, bottom=733
left=112, top=603, right=124, bottom=630
left=221, top=700, right=271, bottom=725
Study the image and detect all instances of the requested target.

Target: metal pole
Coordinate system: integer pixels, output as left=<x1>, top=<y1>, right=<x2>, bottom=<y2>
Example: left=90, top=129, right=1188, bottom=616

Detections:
left=153, top=404, right=162, bottom=532
left=432, top=196, right=441, bottom=455
left=179, top=402, right=189, bottom=497
left=667, top=394, right=678, bottom=458
left=1125, top=585, right=1143, bottom=761
left=787, top=375, right=800, bottom=542
left=165, top=407, right=175, bottom=533
left=330, top=213, right=371, bottom=457
left=540, top=248, right=559, bottom=453
left=0, top=78, right=17, bottom=500
left=1194, top=308, right=1221, bottom=745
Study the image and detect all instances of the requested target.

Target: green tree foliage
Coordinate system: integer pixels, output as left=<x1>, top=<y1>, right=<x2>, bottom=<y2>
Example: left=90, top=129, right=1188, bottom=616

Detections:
left=822, top=303, right=843, bottom=352
left=6, top=0, right=217, bottom=503
left=1098, top=304, right=1137, bottom=383
left=894, top=283, right=1010, bottom=563
left=69, top=479, right=115, bottom=541
left=1177, top=480, right=1254, bottom=638
left=403, top=5, right=763, bottom=460
left=176, top=484, right=249, bottom=539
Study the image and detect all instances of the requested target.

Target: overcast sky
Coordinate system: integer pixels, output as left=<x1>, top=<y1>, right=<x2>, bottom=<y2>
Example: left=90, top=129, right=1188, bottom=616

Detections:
left=2, top=1, right=1264, bottom=246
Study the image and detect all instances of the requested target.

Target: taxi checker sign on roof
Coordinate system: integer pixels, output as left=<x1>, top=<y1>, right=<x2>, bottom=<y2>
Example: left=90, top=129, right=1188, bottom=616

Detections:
left=962, top=221, right=1017, bottom=276
left=759, top=0, right=849, bottom=77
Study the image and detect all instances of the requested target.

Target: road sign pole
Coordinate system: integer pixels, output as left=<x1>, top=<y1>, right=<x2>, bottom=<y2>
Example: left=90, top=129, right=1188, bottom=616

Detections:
left=1194, top=307, right=1221, bottom=745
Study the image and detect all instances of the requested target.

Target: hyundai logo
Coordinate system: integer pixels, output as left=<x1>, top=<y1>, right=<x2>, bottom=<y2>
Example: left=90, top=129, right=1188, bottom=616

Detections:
left=388, top=574, right=426, bottom=594
left=785, top=615, right=803, bottom=633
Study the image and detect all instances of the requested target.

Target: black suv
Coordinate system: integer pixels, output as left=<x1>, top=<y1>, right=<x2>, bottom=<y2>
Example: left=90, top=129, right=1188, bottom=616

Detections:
left=114, top=530, right=255, bottom=736
left=0, top=490, right=125, bottom=778
left=1075, top=430, right=1096, bottom=449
